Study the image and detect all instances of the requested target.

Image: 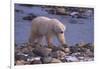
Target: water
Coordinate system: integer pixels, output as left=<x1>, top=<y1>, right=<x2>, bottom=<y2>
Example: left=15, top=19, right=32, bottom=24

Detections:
left=15, top=4, right=94, bottom=46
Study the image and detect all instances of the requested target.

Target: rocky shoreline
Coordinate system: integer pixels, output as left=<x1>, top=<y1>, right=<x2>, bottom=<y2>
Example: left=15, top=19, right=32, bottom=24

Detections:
left=15, top=43, right=94, bottom=65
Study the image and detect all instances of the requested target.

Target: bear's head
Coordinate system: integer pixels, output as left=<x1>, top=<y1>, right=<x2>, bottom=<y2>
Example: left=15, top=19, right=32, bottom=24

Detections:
left=52, top=19, right=66, bottom=45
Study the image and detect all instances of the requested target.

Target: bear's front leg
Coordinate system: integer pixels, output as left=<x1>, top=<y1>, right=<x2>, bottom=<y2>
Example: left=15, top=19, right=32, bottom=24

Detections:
left=57, top=33, right=66, bottom=45
left=46, top=36, right=53, bottom=48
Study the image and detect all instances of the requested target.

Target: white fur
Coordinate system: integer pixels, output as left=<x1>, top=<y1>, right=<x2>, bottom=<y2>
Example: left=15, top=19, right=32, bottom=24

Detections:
left=29, top=16, right=66, bottom=45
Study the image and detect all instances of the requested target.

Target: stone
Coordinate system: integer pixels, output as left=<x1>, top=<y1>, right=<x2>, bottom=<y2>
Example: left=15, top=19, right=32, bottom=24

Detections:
left=23, top=14, right=36, bottom=20
left=30, top=60, right=42, bottom=64
left=41, top=57, right=52, bottom=64
left=51, top=50, right=66, bottom=59
left=63, top=48, right=70, bottom=53
left=65, top=56, right=79, bottom=62
left=33, top=47, right=52, bottom=57
left=50, top=58, right=62, bottom=63
left=55, top=7, right=67, bottom=15
left=15, top=60, right=26, bottom=65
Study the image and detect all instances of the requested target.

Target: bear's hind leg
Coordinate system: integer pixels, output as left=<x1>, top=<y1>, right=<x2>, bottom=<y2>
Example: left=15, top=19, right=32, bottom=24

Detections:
left=36, top=36, right=43, bottom=46
left=28, top=33, right=37, bottom=45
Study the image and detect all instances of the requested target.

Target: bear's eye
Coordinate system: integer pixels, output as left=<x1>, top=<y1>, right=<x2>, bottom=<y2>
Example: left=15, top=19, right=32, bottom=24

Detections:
left=60, top=31, right=63, bottom=33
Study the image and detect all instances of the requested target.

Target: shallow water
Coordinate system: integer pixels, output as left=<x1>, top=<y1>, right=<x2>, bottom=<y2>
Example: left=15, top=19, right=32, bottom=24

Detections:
left=15, top=4, right=94, bottom=46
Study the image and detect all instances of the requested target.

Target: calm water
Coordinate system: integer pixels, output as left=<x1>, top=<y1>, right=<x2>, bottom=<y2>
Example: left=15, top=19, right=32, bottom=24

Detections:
left=15, top=4, right=94, bottom=46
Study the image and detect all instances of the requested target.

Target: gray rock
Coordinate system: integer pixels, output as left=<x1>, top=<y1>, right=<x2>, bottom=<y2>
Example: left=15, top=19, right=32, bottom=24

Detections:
left=41, top=57, right=52, bottom=63
left=33, top=47, right=52, bottom=57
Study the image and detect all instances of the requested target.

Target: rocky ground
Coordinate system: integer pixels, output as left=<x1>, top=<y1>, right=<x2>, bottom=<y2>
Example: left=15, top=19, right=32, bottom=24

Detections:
left=15, top=43, right=94, bottom=65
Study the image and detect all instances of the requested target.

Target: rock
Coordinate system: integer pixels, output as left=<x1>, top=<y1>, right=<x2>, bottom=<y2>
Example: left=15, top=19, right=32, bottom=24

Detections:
left=23, top=14, right=36, bottom=20
left=30, top=60, right=42, bottom=64
left=51, top=45, right=69, bottom=53
left=65, top=56, right=79, bottom=62
left=86, top=49, right=94, bottom=57
left=33, top=47, right=52, bottom=57
left=63, top=48, right=70, bottom=53
left=60, top=58, right=67, bottom=62
left=15, top=60, right=26, bottom=65
left=55, top=7, right=67, bottom=15
left=70, top=12, right=79, bottom=17
left=51, top=46, right=61, bottom=52
left=41, top=57, right=52, bottom=64
left=15, top=42, right=94, bottom=64
left=27, top=57, right=41, bottom=62
left=50, top=58, right=62, bottom=63
left=78, top=57, right=84, bottom=60
left=62, top=44, right=68, bottom=48
left=15, top=9, right=23, bottom=13
left=51, top=50, right=66, bottom=59
left=27, top=45, right=34, bottom=52
left=69, top=46, right=78, bottom=53
left=56, top=51, right=66, bottom=59
left=15, top=54, right=28, bottom=61
left=21, top=47, right=29, bottom=53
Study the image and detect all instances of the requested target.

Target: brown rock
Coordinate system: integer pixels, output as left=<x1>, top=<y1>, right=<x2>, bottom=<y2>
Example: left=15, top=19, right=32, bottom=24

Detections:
left=51, top=50, right=66, bottom=59
left=50, top=58, right=62, bottom=63
left=15, top=60, right=26, bottom=65
left=63, top=48, right=70, bottom=53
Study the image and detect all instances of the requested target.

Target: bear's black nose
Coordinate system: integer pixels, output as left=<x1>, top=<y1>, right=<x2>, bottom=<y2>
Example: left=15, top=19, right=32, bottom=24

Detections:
left=60, top=31, right=63, bottom=33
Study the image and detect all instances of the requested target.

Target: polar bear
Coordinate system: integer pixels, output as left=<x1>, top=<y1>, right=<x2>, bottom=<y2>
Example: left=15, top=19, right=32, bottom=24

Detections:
left=29, top=16, right=66, bottom=47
